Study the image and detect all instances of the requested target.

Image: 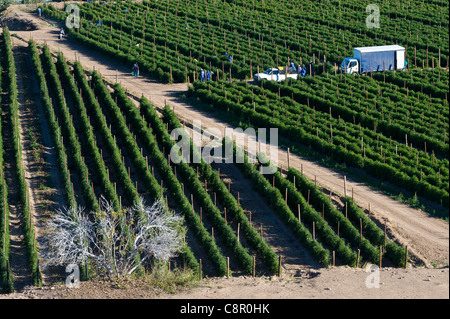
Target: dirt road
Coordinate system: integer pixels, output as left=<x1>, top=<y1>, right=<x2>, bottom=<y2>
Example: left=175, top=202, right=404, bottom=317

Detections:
left=1, top=266, right=448, bottom=299
left=3, top=4, right=448, bottom=270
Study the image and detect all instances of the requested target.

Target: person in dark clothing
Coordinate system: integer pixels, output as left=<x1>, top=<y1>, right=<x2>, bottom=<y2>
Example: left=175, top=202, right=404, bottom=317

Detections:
left=200, top=69, right=205, bottom=82
left=132, top=62, right=139, bottom=78
left=310, top=61, right=315, bottom=76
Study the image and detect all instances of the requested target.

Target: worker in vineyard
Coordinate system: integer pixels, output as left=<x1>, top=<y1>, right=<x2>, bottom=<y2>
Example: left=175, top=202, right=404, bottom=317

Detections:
left=300, top=65, right=306, bottom=77
left=206, top=70, right=211, bottom=81
left=290, top=61, right=296, bottom=72
left=200, top=69, right=205, bottom=82
left=404, top=60, right=408, bottom=70
left=309, top=61, right=315, bottom=76
left=132, top=62, right=139, bottom=78
left=227, top=55, right=233, bottom=63
left=37, top=7, right=41, bottom=17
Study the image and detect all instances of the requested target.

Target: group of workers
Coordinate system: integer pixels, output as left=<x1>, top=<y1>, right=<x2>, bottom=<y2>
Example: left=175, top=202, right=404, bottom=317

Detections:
left=37, top=7, right=66, bottom=40
left=298, top=65, right=307, bottom=77
left=224, top=52, right=233, bottom=63
left=287, top=61, right=314, bottom=77
left=200, top=69, right=214, bottom=82
left=295, top=61, right=314, bottom=77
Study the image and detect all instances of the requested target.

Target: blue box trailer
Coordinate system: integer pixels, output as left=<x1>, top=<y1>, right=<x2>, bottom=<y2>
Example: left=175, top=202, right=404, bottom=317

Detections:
left=341, top=45, right=406, bottom=74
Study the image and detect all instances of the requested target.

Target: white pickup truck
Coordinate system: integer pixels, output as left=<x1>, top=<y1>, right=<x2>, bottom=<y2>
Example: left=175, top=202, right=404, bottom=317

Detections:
left=254, top=67, right=298, bottom=81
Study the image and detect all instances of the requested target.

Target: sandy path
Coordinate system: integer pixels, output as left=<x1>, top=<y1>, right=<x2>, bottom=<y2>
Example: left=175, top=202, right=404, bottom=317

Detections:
left=164, top=267, right=449, bottom=299
left=5, top=5, right=448, bottom=270
left=1, top=267, right=448, bottom=299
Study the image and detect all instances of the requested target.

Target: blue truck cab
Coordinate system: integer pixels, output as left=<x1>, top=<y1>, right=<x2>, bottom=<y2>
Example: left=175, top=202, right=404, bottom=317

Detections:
left=341, top=45, right=406, bottom=74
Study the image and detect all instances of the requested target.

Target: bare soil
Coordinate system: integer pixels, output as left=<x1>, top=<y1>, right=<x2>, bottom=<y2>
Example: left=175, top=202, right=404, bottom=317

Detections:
left=0, top=266, right=448, bottom=299
left=0, top=4, right=448, bottom=299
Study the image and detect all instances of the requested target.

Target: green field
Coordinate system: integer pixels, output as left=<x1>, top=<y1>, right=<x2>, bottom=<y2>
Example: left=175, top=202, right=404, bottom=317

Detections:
left=0, top=0, right=448, bottom=293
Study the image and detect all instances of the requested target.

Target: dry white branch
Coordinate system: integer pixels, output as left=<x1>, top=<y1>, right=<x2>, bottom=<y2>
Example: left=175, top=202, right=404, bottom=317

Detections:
left=43, top=196, right=185, bottom=277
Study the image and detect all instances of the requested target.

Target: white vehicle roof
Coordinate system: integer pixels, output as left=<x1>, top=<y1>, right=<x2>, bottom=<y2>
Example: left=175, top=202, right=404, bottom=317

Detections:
left=354, top=45, right=405, bottom=53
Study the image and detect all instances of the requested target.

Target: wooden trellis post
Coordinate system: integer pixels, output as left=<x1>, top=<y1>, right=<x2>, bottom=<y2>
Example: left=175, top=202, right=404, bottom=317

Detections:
left=404, top=246, right=408, bottom=269
left=344, top=175, right=347, bottom=197
left=379, top=246, right=383, bottom=268
left=278, top=255, right=282, bottom=277
left=287, top=148, right=290, bottom=169
left=237, top=223, right=240, bottom=244
left=356, top=249, right=360, bottom=268
left=312, top=221, right=315, bottom=240
left=252, top=255, right=256, bottom=277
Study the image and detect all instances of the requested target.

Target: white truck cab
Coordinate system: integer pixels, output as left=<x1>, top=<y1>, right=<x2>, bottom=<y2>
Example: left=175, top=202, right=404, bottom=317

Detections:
left=341, top=58, right=359, bottom=74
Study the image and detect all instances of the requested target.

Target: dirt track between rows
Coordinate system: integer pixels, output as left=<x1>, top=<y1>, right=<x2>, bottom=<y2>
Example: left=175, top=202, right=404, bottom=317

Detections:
left=0, top=4, right=448, bottom=300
